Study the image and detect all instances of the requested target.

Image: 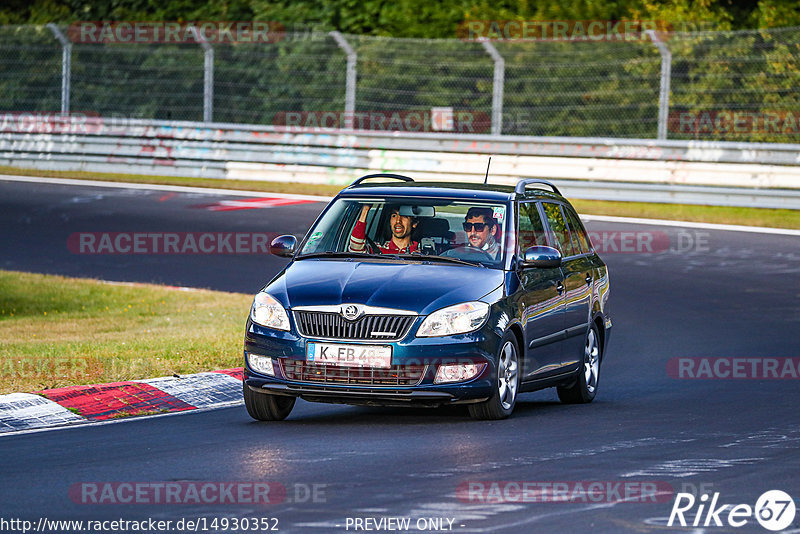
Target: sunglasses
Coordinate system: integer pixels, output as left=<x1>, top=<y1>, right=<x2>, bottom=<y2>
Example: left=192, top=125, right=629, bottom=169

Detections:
left=463, top=222, right=489, bottom=231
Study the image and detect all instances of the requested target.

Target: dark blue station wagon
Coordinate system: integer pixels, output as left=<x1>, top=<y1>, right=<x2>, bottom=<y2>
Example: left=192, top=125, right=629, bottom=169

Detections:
left=243, top=175, right=611, bottom=420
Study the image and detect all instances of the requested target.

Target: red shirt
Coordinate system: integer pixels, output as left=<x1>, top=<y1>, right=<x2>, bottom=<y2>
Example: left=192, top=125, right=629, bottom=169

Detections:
left=349, top=220, right=419, bottom=254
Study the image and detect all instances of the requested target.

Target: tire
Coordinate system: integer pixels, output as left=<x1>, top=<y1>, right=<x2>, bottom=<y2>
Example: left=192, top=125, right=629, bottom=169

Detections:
left=469, top=331, right=520, bottom=420
left=243, top=381, right=296, bottom=421
left=557, top=323, right=601, bottom=404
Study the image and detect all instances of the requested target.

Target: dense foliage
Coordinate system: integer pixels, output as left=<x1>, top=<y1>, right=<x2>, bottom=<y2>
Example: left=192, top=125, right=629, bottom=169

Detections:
left=2, top=0, right=799, bottom=35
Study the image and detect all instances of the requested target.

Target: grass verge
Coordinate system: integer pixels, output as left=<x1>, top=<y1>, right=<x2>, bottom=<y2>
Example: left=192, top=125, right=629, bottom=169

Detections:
left=2, top=166, right=799, bottom=229
left=0, top=270, right=251, bottom=394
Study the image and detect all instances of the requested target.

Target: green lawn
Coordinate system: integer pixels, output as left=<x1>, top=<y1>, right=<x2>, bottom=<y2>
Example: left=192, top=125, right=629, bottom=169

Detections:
left=0, top=270, right=251, bottom=394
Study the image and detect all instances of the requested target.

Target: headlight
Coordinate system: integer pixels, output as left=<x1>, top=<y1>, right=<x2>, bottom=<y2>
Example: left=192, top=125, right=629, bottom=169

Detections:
left=417, top=301, right=490, bottom=337
left=250, top=292, right=290, bottom=331
left=248, top=353, right=275, bottom=376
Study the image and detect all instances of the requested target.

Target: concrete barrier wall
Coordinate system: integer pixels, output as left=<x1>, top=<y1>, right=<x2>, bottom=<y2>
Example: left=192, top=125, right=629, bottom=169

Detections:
left=2, top=116, right=799, bottom=208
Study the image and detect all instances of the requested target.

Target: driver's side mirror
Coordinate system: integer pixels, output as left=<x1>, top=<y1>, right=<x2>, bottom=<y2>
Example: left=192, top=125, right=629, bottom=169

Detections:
left=270, top=235, right=297, bottom=257
left=519, top=245, right=561, bottom=269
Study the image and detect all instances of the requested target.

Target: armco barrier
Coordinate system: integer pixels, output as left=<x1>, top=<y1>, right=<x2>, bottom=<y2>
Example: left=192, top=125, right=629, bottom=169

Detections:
left=1, top=117, right=800, bottom=208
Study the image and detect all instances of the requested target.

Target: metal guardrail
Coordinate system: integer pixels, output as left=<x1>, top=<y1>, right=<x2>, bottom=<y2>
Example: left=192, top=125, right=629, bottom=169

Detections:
left=1, top=117, right=799, bottom=209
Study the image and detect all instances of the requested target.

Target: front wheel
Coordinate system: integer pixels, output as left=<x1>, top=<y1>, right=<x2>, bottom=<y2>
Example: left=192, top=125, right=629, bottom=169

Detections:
left=243, top=382, right=296, bottom=421
left=557, top=323, right=601, bottom=404
left=469, top=332, right=520, bottom=420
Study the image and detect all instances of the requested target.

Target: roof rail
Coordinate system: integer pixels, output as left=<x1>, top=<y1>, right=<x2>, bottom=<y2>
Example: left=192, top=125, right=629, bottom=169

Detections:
left=514, top=179, right=561, bottom=196
left=350, top=173, right=414, bottom=187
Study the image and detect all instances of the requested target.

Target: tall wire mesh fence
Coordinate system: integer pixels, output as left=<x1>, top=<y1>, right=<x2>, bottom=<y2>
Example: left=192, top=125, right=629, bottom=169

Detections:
left=1, top=24, right=799, bottom=142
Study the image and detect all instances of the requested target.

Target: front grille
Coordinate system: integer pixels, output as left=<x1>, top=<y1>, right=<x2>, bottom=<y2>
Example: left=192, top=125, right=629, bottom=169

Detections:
left=280, top=359, right=426, bottom=386
left=294, top=311, right=416, bottom=341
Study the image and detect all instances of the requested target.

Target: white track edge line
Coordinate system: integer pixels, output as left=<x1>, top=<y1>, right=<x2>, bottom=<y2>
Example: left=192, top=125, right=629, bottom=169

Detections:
left=2, top=174, right=799, bottom=235
left=0, top=174, right=333, bottom=201
left=581, top=214, right=800, bottom=236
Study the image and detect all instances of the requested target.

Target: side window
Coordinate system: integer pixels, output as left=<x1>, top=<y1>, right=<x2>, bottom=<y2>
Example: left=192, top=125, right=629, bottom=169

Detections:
left=518, top=202, right=548, bottom=250
left=560, top=205, right=583, bottom=255
left=562, top=205, right=591, bottom=253
left=542, top=202, right=575, bottom=257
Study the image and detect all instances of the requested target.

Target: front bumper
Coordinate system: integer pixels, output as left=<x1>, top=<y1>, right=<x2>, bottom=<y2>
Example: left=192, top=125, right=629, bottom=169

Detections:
left=243, top=318, right=501, bottom=407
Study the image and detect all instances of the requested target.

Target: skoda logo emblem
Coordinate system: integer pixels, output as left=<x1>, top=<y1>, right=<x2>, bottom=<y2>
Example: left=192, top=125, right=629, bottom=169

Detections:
left=341, top=304, right=361, bottom=320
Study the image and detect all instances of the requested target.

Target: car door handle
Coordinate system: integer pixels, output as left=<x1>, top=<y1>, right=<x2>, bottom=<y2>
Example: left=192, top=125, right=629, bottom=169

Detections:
left=556, top=281, right=564, bottom=294
left=585, top=274, right=592, bottom=286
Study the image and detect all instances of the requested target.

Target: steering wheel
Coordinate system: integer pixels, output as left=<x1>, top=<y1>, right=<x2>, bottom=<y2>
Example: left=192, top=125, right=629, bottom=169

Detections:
left=446, top=245, right=494, bottom=261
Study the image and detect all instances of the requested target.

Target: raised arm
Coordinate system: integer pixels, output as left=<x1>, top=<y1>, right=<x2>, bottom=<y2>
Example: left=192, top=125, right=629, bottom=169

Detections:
left=348, top=204, right=372, bottom=252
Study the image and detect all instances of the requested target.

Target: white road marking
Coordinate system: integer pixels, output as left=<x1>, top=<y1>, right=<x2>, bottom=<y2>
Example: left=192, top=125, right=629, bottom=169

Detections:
left=582, top=214, right=800, bottom=236
left=3, top=174, right=800, bottom=235
left=0, top=174, right=331, bottom=201
left=620, top=457, right=764, bottom=478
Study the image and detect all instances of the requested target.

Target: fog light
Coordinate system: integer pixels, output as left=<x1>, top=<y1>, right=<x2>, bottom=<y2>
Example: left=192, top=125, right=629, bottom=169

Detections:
left=248, top=353, right=275, bottom=376
left=434, top=363, right=485, bottom=384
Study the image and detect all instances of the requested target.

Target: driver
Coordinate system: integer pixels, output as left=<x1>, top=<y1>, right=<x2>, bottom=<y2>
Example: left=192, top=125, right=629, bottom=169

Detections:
left=457, top=207, right=500, bottom=259
left=349, top=204, right=419, bottom=254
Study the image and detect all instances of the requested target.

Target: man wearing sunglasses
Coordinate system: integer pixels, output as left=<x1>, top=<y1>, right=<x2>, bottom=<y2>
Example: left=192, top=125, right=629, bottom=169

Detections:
left=459, top=206, right=501, bottom=259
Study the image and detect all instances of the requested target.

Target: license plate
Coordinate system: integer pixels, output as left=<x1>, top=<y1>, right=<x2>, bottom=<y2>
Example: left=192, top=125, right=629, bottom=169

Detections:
left=306, top=342, right=392, bottom=369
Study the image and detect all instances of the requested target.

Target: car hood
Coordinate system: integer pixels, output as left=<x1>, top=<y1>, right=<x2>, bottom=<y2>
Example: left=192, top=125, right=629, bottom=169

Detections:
left=266, top=259, right=504, bottom=315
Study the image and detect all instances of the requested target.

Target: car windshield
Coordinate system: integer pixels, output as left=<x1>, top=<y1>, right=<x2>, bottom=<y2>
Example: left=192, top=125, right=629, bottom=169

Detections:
left=298, top=197, right=508, bottom=268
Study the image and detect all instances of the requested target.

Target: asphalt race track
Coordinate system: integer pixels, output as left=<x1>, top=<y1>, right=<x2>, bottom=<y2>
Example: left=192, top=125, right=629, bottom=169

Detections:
left=2, top=178, right=800, bottom=533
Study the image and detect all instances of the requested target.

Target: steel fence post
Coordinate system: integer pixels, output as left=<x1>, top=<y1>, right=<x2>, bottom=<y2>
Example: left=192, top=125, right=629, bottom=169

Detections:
left=189, top=25, right=214, bottom=123
left=646, top=29, right=672, bottom=140
left=46, top=24, right=71, bottom=115
left=481, top=41, right=504, bottom=136
left=330, top=31, right=357, bottom=129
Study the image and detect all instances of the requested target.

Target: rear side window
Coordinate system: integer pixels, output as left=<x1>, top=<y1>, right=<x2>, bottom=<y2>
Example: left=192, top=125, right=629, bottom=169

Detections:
left=518, top=202, right=548, bottom=250
left=559, top=205, right=583, bottom=255
left=542, top=202, right=575, bottom=257
left=562, top=205, right=592, bottom=253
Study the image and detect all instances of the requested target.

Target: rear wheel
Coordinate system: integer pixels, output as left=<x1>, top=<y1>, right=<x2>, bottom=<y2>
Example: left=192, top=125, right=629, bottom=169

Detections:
left=557, top=324, right=601, bottom=404
left=243, top=382, right=295, bottom=421
left=469, top=332, right=519, bottom=420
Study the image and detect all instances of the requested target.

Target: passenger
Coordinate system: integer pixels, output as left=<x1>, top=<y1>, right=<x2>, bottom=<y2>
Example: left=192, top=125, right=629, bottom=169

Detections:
left=453, top=207, right=500, bottom=259
left=349, top=204, right=419, bottom=254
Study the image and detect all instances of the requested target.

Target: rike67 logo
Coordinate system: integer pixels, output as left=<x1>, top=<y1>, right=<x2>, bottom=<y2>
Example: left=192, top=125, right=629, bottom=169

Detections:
left=669, top=490, right=796, bottom=531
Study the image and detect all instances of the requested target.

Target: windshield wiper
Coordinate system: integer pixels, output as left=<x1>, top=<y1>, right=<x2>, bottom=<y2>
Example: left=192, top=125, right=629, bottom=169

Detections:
left=400, top=254, right=486, bottom=268
left=296, top=251, right=393, bottom=260
left=296, top=251, right=361, bottom=259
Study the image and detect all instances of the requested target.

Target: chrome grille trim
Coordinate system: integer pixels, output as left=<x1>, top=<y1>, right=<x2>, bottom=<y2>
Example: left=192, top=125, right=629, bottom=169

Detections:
left=293, top=311, right=417, bottom=341
left=293, top=304, right=417, bottom=315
